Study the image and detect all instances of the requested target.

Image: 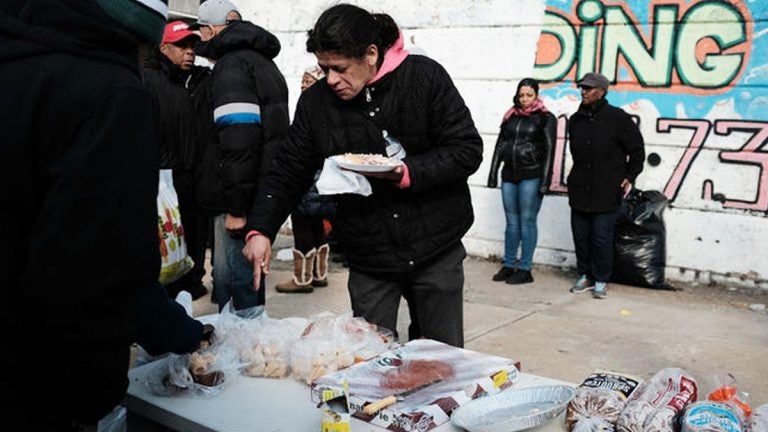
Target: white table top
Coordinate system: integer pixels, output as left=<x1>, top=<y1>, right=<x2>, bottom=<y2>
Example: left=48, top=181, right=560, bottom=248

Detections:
left=125, top=360, right=572, bottom=432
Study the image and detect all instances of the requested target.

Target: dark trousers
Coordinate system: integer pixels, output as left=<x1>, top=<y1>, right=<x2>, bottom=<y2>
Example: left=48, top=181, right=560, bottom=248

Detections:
left=168, top=169, right=209, bottom=291
left=347, top=242, right=466, bottom=347
left=291, top=212, right=326, bottom=253
left=570, top=208, right=619, bottom=282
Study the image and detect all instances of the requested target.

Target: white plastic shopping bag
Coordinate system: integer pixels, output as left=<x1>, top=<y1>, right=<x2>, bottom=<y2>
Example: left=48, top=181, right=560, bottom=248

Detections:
left=157, top=169, right=194, bottom=285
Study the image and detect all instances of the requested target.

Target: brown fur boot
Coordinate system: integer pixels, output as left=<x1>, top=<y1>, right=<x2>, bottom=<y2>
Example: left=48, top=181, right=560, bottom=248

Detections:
left=275, top=248, right=315, bottom=293
left=312, top=243, right=330, bottom=287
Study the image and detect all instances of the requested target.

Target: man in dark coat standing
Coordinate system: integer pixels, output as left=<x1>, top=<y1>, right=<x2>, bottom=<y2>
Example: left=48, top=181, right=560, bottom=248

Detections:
left=0, top=0, right=209, bottom=429
left=143, top=21, right=215, bottom=300
left=192, top=0, right=290, bottom=311
left=567, top=72, right=645, bottom=299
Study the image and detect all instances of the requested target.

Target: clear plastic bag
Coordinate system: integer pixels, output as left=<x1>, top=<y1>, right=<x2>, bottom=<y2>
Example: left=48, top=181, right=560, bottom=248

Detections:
left=290, top=311, right=395, bottom=384
left=617, top=367, right=698, bottom=432
left=567, top=370, right=644, bottom=432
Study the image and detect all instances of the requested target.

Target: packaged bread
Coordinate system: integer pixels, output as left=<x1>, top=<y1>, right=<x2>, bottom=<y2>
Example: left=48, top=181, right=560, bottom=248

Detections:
left=617, top=367, right=698, bottom=432
left=567, top=370, right=644, bottom=432
left=681, top=401, right=743, bottom=432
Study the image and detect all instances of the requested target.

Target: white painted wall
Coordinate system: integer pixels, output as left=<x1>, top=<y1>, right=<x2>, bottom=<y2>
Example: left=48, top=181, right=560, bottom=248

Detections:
left=229, top=0, right=768, bottom=289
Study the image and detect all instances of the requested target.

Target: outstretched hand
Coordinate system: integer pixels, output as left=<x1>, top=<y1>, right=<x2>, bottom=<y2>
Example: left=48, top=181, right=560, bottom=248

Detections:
left=242, top=234, right=271, bottom=290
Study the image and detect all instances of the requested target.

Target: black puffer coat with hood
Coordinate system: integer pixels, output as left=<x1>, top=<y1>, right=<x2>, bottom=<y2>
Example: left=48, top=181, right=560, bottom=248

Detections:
left=0, top=0, right=203, bottom=427
left=195, top=21, right=290, bottom=216
left=246, top=53, right=483, bottom=273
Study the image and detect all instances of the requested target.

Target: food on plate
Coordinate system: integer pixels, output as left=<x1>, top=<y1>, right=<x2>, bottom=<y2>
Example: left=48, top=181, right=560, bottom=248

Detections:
left=341, top=153, right=399, bottom=166
left=189, top=351, right=215, bottom=376
left=188, top=351, right=224, bottom=387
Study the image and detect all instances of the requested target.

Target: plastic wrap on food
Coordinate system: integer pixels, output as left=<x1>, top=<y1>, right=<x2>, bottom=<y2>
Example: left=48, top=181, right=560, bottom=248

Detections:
left=290, top=311, right=395, bottom=384
left=617, top=367, right=698, bottom=432
left=567, top=371, right=643, bottom=432
left=311, top=339, right=519, bottom=432
left=681, top=401, right=743, bottom=432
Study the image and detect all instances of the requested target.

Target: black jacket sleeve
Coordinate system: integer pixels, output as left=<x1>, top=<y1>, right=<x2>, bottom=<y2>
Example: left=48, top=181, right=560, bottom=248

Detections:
left=487, top=121, right=507, bottom=188
left=540, top=113, right=557, bottom=193
left=620, top=112, right=645, bottom=182
left=132, top=282, right=204, bottom=356
left=405, top=62, right=483, bottom=194
left=212, top=54, right=264, bottom=215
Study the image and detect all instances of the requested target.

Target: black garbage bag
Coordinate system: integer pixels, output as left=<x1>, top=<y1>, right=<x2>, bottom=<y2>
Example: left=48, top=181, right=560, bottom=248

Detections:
left=612, top=189, right=672, bottom=289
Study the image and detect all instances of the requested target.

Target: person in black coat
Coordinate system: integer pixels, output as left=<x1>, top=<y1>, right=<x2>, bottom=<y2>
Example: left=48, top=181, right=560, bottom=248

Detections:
left=567, top=72, right=645, bottom=299
left=143, top=21, right=215, bottom=301
left=242, top=4, right=483, bottom=348
left=487, top=78, right=556, bottom=285
left=191, top=0, right=290, bottom=311
left=1, top=0, right=211, bottom=429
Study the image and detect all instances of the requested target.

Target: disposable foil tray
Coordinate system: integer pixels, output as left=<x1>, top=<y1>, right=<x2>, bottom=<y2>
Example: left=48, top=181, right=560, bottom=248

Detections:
left=451, top=385, right=575, bottom=432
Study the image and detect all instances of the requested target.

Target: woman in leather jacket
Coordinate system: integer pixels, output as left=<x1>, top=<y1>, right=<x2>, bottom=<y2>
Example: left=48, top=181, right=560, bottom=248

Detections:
left=487, top=78, right=556, bottom=284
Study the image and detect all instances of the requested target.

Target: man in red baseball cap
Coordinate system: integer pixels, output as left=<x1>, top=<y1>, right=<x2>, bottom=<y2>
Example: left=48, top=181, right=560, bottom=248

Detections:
left=143, top=20, right=214, bottom=301
left=159, top=20, right=199, bottom=71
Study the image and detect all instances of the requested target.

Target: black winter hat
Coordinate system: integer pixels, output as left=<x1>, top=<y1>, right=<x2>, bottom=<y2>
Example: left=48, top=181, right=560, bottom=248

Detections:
left=94, top=0, right=169, bottom=44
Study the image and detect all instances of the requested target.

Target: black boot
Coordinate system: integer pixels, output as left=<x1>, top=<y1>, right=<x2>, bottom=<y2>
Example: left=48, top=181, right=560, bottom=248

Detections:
left=492, top=266, right=516, bottom=282
left=506, top=270, right=533, bottom=285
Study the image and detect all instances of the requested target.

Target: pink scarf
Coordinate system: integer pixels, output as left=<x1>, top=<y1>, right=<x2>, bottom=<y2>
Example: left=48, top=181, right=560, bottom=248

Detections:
left=368, top=32, right=409, bottom=85
left=502, top=98, right=549, bottom=122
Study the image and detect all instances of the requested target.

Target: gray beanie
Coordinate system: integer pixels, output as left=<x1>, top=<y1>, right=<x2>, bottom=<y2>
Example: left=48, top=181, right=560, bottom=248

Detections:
left=94, top=0, right=169, bottom=44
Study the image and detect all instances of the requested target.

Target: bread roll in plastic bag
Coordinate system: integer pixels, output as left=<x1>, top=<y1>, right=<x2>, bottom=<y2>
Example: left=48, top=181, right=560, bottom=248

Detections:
left=617, top=367, right=698, bottom=432
left=567, top=371, right=643, bottom=432
left=681, top=401, right=743, bottom=432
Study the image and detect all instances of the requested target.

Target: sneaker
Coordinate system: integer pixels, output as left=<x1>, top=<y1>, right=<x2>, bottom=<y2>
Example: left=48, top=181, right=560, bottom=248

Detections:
left=506, top=270, right=533, bottom=285
left=492, top=266, right=516, bottom=282
left=592, top=282, right=607, bottom=299
left=569, top=275, right=595, bottom=293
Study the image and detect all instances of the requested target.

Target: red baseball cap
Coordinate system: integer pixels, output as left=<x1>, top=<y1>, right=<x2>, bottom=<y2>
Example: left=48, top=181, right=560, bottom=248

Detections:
left=161, top=20, right=199, bottom=44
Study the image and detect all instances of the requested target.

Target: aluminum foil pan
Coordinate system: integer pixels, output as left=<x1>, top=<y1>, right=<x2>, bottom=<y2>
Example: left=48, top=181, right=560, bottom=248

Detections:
left=451, top=385, right=575, bottom=432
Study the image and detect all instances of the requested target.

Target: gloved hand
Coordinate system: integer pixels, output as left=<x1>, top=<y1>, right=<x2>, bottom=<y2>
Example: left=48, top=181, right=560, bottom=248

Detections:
left=198, top=323, right=215, bottom=350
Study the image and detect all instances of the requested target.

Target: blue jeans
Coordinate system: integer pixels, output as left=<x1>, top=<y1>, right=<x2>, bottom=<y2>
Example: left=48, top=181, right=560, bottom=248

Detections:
left=212, top=214, right=265, bottom=311
left=501, top=179, right=543, bottom=271
left=570, top=209, right=620, bottom=282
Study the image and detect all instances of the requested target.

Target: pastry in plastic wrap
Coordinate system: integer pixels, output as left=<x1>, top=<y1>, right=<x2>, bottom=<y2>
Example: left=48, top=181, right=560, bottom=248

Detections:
left=567, top=371, right=643, bottom=432
left=681, top=401, right=743, bottom=432
left=617, top=367, right=698, bottom=432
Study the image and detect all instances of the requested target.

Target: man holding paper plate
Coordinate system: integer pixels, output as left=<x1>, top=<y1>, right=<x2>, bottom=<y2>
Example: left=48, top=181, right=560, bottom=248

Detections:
left=243, top=4, right=482, bottom=348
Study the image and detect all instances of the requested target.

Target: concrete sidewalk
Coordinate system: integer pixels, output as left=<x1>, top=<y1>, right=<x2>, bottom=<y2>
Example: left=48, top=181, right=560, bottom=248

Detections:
left=193, top=234, right=768, bottom=405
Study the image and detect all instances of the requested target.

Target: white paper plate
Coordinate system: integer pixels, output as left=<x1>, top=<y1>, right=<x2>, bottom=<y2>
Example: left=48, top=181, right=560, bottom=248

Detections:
left=451, top=385, right=575, bottom=432
left=331, top=154, right=402, bottom=172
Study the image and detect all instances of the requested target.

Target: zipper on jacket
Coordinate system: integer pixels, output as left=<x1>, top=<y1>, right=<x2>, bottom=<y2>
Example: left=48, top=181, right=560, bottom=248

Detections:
left=365, top=87, right=372, bottom=103
left=511, top=119, right=522, bottom=174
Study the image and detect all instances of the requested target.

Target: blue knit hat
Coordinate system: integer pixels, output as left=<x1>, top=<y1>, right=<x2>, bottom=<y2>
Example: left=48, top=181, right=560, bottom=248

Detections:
left=94, top=0, right=169, bottom=44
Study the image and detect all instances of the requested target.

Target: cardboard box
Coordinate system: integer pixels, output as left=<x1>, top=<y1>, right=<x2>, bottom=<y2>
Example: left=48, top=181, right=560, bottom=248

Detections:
left=311, top=339, right=519, bottom=432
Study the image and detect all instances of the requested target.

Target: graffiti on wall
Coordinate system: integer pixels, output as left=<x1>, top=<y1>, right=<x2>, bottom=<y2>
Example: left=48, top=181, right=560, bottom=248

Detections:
left=533, top=0, right=768, bottom=212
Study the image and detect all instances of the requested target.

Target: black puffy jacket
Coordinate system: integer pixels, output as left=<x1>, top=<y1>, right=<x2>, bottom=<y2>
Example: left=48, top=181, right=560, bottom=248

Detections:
left=246, top=55, right=483, bottom=273
left=195, top=21, right=290, bottom=216
left=0, top=0, right=202, bottom=426
left=142, top=51, right=214, bottom=171
left=567, top=98, right=645, bottom=212
left=487, top=111, right=556, bottom=191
